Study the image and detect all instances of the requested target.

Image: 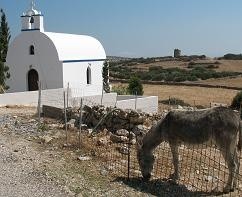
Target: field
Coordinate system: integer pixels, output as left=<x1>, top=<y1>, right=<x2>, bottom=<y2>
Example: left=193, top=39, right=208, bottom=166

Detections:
left=111, top=59, right=242, bottom=108
left=130, top=59, right=242, bottom=72
left=112, top=82, right=238, bottom=108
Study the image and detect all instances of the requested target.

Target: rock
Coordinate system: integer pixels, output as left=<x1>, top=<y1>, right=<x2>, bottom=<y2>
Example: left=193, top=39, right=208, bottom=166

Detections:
left=97, top=136, right=110, bottom=146
left=28, top=119, right=36, bottom=123
left=77, top=156, right=91, bottom=161
left=205, top=175, right=213, bottom=182
left=110, top=134, right=128, bottom=143
left=129, top=132, right=135, bottom=139
left=67, top=119, right=76, bottom=128
left=116, top=129, right=129, bottom=137
left=49, top=124, right=60, bottom=129
left=117, top=145, right=129, bottom=155
left=40, top=136, right=53, bottom=144
left=107, top=164, right=115, bottom=171
left=77, top=193, right=83, bottom=197
left=100, top=168, right=108, bottom=176
left=130, top=139, right=136, bottom=145
left=80, top=124, right=88, bottom=130
left=177, top=105, right=183, bottom=109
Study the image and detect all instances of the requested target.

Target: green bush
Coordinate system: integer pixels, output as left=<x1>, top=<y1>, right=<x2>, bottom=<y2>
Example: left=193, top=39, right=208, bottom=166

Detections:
left=159, top=97, right=190, bottom=106
left=112, top=84, right=128, bottom=95
left=127, top=76, right=144, bottom=95
left=231, top=91, right=242, bottom=110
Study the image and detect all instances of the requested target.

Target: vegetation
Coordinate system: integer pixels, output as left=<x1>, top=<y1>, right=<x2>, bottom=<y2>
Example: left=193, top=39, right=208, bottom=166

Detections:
left=127, top=76, right=143, bottom=95
left=231, top=91, right=242, bottom=111
left=102, top=61, right=110, bottom=93
left=159, top=97, right=190, bottom=107
left=110, top=62, right=241, bottom=82
left=0, top=9, right=11, bottom=91
left=219, top=53, right=242, bottom=60
left=111, top=84, right=128, bottom=95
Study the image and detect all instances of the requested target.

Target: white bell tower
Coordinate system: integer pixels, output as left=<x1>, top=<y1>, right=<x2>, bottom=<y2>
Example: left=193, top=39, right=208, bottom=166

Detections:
left=21, top=0, right=44, bottom=32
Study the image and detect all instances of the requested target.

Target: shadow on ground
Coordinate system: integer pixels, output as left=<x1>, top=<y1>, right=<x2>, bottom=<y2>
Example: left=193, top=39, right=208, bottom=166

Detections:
left=114, top=177, right=225, bottom=197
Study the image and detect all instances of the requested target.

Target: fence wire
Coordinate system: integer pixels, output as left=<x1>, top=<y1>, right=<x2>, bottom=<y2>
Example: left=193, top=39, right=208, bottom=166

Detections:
left=39, top=86, right=242, bottom=196
left=85, top=135, right=242, bottom=197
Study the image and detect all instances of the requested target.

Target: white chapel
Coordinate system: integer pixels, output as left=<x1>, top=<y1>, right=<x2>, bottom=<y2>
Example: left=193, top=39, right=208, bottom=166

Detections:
left=6, top=1, right=106, bottom=95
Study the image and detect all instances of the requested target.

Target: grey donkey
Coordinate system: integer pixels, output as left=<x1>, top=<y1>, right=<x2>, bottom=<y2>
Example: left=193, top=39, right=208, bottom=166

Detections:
left=136, top=107, right=242, bottom=193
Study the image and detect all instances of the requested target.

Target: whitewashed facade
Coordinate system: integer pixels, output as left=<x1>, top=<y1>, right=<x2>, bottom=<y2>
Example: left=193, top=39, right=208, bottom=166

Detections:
left=6, top=3, right=106, bottom=95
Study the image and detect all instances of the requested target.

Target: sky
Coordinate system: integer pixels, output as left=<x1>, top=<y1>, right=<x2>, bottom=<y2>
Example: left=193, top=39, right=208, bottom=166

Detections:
left=1, top=0, right=242, bottom=58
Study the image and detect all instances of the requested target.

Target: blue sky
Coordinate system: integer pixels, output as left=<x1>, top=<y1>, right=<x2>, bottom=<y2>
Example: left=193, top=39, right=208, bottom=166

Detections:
left=1, top=0, right=242, bottom=57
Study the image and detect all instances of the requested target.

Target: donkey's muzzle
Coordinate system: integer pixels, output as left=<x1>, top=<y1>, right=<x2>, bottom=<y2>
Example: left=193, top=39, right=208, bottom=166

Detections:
left=143, top=174, right=151, bottom=181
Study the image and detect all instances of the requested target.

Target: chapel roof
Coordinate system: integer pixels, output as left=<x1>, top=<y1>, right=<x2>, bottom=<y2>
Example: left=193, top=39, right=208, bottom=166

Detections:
left=44, top=32, right=106, bottom=62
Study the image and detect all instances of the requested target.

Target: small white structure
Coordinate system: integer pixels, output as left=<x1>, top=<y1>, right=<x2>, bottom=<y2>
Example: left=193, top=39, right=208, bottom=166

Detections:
left=6, top=2, right=106, bottom=95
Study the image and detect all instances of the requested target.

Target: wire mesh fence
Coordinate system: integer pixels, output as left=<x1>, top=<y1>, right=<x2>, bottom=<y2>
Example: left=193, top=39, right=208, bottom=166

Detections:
left=37, top=84, right=242, bottom=196
left=82, top=133, right=242, bottom=196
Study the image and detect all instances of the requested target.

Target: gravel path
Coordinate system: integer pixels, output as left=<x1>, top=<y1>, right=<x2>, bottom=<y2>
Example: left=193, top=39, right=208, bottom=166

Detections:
left=0, top=107, right=71, bottom=197
left=0, top=133, right=70, bottom=197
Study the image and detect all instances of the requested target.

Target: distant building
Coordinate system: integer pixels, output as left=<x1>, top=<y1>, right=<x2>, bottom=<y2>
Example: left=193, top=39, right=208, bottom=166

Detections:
left=6, top=2, right=106, bottom=95
left=174, top=49, right=181, bottom=58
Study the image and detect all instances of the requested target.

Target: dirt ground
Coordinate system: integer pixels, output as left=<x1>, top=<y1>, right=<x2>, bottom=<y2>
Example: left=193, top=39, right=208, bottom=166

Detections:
left=1, top=106, right=241, bottom=196
left=0, top=106, right=157, bottom=197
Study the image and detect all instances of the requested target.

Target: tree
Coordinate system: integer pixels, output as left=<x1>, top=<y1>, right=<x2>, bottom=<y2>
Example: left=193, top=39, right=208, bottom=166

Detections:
left=102, top=61, right=110, bottom=93
left=127, top=76, right=144, bottom=95
left=0, top=9, right=11, bottom=90
left=231, top=91, right=242, bottom=110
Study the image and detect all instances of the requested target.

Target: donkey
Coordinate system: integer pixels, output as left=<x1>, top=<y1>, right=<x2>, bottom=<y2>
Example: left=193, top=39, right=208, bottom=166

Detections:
left=136, top=107, right=242, bottom=193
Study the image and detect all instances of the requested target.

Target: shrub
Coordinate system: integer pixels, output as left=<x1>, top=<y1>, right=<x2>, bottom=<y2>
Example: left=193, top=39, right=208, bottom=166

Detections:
left=127, top=76, right=144, bottom=95
left=231, top=91, right=242, bottom=110
left=112, top=84, right=128, bottom=95
left=159, top=97, right=190, bottom=106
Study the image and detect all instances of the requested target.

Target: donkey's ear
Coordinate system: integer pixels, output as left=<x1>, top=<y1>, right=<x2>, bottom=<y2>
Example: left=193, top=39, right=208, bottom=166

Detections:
left=136, top=131, right=144, bottom=149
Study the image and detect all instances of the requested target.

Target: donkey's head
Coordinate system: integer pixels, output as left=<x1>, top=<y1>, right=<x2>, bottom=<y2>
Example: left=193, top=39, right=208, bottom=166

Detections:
left=136, top=131, right=155, bottom=181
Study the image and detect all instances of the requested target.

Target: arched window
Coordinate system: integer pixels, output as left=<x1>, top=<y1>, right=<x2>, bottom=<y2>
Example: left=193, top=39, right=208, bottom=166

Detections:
left=30, top=45, right=35, bottom=55
left=86, top=67, right=91, bottom=85
left=30, top=17, right=34, bottom=24
left=30, top=17, right=34, bottom=29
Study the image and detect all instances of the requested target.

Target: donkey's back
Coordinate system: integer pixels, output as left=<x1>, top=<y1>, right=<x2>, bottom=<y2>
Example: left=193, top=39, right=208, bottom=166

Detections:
left=161, top=107, right=240, bottom=145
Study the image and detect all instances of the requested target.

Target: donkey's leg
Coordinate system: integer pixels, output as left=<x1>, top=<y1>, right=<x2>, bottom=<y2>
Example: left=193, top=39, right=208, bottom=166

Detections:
left=232, top=150, right=239, bottom=190
left=221, top=144, right=237, bottom=193
left=170, top=142, right=179, bottom=181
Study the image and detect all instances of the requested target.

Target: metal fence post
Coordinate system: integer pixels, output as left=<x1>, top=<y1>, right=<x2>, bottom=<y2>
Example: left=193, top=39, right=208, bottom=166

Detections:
left=67, top=82, right=69, bottom=108
left=64, top=91, right=68, bottom=145
left=101, top=86, right=104, bottom=106
left=135, top=91, right=137, bottom=110
left=79, top=98, right=83, bottom=149
left=127, top=118, right=131, bottom=181
left=37, top=81, right=42, bottom=124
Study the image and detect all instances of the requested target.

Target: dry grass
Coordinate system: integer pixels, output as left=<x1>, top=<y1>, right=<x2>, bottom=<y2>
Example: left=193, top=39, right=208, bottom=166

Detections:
left=112, top=83, right=238, bottom=108
left=192, top=76, right=242, bottom=88
left=131, top=59, right=242, bottom=72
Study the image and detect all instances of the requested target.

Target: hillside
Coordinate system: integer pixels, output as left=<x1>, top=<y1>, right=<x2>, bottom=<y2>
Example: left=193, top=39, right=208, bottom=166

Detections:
left=110, top=57, right=242, bottom=88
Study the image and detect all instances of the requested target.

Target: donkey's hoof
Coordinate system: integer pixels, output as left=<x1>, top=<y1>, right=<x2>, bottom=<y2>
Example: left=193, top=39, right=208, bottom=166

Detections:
left=169, top=173, right=178, bottom=181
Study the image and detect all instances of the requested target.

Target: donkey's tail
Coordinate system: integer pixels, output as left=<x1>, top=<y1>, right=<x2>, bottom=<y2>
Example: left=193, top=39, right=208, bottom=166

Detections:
left=238, top=120, right=242, bottom=151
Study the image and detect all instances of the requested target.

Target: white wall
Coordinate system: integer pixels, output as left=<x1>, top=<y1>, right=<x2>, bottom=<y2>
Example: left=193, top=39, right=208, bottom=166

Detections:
left=116, top=96, right=158, bottom=113
left=0, top=91, right=38, bottom=106
left=70, top=92, right=117, bottom=108
left=62, top=61, right=104, bottom=96
left=6, top=31, right=63, bottom=93
left=0, top=89, right=158, bottom=114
